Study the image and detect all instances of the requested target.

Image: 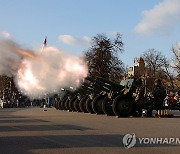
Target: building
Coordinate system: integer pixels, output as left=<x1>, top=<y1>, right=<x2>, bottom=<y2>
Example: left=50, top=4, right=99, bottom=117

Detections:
left=128, top=57, right=145, bottom=78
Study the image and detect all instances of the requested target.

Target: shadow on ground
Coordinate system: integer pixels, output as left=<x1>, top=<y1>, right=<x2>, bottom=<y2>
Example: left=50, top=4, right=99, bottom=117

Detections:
left=0, top=134, right=178, bottom=154
left=0, top=124, right=92, bottom=131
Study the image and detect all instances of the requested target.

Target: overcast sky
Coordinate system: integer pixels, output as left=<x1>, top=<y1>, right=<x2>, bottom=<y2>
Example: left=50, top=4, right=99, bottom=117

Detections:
left=0, top=0, right=180, bottom=66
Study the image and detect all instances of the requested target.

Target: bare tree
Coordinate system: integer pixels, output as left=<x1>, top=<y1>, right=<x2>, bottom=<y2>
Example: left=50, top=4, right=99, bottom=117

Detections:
left=142, top=49, right=165, bottom=78
left=142, top=49, right=178, bottom=90
left=161, top=58, right=176, bottom=90
left=172, top=43, right=180, bottom=74
left=85, top=33, right=125, bottom=81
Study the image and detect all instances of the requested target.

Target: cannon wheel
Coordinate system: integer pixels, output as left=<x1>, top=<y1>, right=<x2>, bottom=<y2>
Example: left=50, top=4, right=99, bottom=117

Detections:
left=54, top=101, right=58, bottom=109
left=61, top=97, right=68, bottom=110
left=86, top=98, right=95, bottom=114
left=92, top=95, right=105, bottom=114
left=102, top=97, right=115, bottom=116
left=112, top=95, right=135, bottom=117
left=64, top=98, right=70, bottom=111
left=79, top=96, right=89, bottom=113
left=56, top=99, right=61, bottom=110
left=57, top=100, right=63, bottom=110
left=74, top=97, right=81, bottom=112
left=69, top=96, right=77, bottom=112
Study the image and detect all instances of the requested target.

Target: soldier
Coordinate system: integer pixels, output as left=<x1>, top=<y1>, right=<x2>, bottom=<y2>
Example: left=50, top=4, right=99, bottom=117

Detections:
left=132, top=78, right=146, bottom=116
left=147, top=78, right=166, bottom=117
left=174, top=92, right=179, bottom=104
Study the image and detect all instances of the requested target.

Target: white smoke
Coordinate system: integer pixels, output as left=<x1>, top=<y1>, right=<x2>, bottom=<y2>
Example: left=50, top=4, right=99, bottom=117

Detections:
left=0, top=40, right=22, bottom=76
left=0, top=39, right=88, bottom=98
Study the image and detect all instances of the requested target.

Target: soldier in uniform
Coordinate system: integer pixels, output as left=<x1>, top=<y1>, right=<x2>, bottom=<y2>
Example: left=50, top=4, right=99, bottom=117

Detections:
left=132, top=78, right=146, bottom=116
left=147, top=78, right=166, bottom=117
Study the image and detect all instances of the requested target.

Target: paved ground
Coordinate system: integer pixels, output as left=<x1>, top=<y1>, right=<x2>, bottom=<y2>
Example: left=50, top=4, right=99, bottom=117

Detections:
left=0, top=107, right=180, bottom=154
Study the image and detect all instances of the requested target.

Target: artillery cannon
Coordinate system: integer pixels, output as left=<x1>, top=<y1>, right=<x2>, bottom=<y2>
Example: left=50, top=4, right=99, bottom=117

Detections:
left=79, top=78, right=109, bottom=114
left=88, top=77, right=125, bottom=115
left=55, top=76, right=168, bottom=118
left=55, top=80, right=101, bottom=113
left=84, top=77, right=146, bottom=117
left=112, top=78, right=138, bottom=117
left=91, top=77, right=140, bottom=117
left=55, top=77, right=115, bottom=114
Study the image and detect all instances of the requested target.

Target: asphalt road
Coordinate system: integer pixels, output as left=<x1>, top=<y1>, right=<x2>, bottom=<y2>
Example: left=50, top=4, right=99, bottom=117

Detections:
left=0, top=107, right=180, bottom=154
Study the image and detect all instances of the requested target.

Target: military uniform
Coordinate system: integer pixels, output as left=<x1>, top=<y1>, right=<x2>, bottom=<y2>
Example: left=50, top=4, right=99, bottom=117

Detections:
left=132, top=78, right=145, bottom=116
left=147, top=79, right=166, bottom=117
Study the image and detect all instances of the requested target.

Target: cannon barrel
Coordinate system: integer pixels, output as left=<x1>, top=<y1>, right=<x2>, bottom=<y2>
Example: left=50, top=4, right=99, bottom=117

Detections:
left=85, top=76, right=96, bottom=83
left=85, top=77, right=111, bottom=92
left=85, top=76, right=124, bottom=92
left=96, top=77, right=124, bottom=92
left=81, top=83, right=95, bottom=92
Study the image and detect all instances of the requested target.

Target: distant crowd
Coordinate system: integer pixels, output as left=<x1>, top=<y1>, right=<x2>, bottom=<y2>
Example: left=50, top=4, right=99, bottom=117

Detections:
left=164, top=91, right=180, bottom=107
left=0, top=88, right=55, bottom=108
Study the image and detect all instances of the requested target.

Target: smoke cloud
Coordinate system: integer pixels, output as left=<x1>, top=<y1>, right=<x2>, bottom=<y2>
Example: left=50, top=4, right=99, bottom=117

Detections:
left=0, top=40, right=22, bottom=76
left=0, top=39, right=88, bottom=98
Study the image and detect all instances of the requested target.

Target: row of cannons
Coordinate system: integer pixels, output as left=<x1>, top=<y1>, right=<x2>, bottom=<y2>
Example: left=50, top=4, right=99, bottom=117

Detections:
left=54, top=77, right=167, bottom=117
